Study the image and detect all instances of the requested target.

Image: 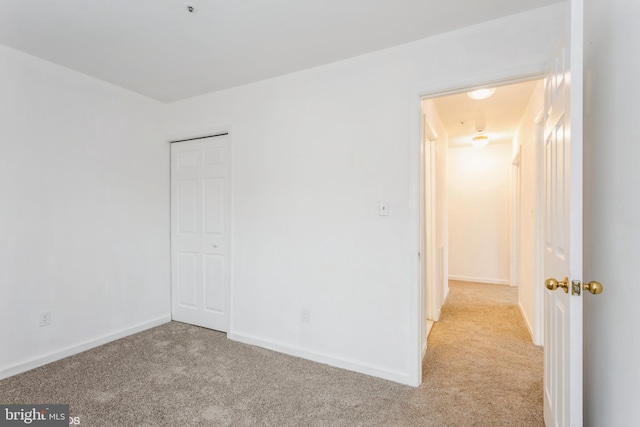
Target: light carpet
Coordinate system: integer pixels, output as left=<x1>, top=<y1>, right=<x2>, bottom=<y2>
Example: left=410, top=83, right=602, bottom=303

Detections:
left=0, top=281, right=543, bottom=426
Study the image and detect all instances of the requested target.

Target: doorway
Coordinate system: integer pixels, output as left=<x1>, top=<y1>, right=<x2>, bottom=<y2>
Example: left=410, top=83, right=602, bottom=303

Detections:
left=418, top=77, right=546, bottom=378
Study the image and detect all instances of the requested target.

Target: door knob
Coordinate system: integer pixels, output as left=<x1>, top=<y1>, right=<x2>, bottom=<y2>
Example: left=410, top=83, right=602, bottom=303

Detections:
left=545, top=277, right=569, bottom=293
left=583, top=281, right=603, bottom=295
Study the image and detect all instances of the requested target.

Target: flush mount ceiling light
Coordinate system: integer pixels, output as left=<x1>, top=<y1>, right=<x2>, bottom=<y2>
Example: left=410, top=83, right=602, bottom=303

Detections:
left=472, top=135, right=489, bottom=148
left=467, top=88, right=496, bottom=100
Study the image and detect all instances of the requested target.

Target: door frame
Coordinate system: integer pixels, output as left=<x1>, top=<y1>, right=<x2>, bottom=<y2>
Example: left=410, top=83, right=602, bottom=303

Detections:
left=410, top=71, right=545, bottom=386
left=420, top=121, right=438, bottom=359
left=424, top=131, right=438, bottom=322
left=510, top=147, right=521, bottom=288
left=168, top=125, right=234, bottom=333
left=533, top=109, right=546, bottom=346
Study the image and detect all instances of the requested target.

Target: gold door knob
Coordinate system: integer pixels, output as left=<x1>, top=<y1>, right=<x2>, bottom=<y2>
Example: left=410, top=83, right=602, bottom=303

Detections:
left=583, top=281, right=603, bottom=295
left=545, top=277, right=569, bottom=293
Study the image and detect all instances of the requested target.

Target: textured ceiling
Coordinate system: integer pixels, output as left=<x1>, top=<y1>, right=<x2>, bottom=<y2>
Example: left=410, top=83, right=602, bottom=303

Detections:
left=0, top=0, right=560, bottom=102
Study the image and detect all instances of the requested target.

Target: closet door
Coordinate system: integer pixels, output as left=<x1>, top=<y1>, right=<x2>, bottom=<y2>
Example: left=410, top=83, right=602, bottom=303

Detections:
left=171, top=135, right=230, bottom=332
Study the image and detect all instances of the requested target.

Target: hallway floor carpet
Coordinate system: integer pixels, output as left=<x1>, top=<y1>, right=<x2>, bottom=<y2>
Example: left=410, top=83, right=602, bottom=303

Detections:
left=0, top=281, right=543, bottom=426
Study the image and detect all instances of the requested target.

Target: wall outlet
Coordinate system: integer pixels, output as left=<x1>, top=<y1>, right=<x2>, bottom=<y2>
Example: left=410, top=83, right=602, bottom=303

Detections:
left=301, top=308, right=310, bottom=323
left=39, top=311, right=51, bottom=327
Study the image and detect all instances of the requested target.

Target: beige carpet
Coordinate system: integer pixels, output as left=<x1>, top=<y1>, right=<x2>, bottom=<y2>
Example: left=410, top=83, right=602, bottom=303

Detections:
left=0, top=281, right=543, bottom=426
left=417, top=281, right=544, bottom=426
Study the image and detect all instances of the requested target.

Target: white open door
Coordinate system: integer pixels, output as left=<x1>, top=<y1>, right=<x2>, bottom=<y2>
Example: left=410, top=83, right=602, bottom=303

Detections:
left=543, top=1, right=584, bottom=425
left=171, top=135, right=231, bottom=332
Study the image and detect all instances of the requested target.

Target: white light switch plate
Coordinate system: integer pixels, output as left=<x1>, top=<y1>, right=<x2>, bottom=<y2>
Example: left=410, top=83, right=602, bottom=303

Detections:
left=379, top=201, right=389, bottom=216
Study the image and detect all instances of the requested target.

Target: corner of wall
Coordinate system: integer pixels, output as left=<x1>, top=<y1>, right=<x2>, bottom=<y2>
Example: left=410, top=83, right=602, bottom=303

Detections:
left=0, top=316, right=171, bottom=381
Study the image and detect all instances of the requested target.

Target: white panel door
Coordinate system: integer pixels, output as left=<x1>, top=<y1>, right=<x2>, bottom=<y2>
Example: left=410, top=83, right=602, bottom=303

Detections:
left=543, top=1, right=583, bottom=426
left=171, top=135, right=230, bottom=332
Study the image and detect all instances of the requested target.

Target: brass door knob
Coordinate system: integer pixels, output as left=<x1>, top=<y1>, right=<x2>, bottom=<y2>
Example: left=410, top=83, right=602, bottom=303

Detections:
left=583, top=281, right=603, bottom=295
left=545, top=277, right=569, bottom=293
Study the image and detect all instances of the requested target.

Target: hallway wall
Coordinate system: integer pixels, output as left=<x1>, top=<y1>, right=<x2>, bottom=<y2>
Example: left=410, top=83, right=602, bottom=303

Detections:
left=448, top=144, right=512, bottom=284
left=422, top=99, right=449, bottom=322
left=512, top=80, right=544, bottom=345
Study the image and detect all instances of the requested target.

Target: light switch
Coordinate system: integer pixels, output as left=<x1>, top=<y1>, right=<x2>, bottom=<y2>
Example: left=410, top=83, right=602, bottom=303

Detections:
left=379, top=201, right=389, bottom=216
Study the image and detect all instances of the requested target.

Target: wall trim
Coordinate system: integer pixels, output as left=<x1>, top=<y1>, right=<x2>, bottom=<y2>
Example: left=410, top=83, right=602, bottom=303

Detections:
left=518, top=302, right=537, bottom=344
left=0, top=316, right=171, bottom=381
left=422, top=338, right=428, bottom=359
left=448, top=275, right=510, bottom=285
left=228, top=331, right=415, bottom=386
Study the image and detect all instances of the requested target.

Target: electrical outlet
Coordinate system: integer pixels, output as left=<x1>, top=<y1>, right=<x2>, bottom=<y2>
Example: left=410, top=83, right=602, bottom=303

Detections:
left=39, top=311, right=51, bottom=327
left=301, top=308, right=310, bottom=323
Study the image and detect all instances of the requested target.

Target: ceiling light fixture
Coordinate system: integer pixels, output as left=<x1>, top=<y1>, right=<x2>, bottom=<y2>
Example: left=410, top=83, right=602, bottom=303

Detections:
left=472, top=135, right=489, bottom=148
left=467, top=88, right=496, bottom=100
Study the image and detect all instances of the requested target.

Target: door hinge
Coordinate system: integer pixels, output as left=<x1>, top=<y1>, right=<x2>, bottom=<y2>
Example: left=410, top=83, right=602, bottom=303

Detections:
left=571, top=280, right=582, bottom=296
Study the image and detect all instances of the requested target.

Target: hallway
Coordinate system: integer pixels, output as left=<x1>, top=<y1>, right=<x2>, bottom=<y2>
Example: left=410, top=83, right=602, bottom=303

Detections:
left=418, top=280, right=544, bottom=426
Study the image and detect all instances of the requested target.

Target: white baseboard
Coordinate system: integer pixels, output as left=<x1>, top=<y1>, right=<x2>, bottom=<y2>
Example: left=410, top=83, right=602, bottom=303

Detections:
left=0, top=315, right=171, bottom=381
left=422, top=337, right=428, bottom=359
left=422, top=320, right=435, bottom=359
left=228, top=331, right=415, bottom=386
left=518, top=302, right=535, bottom=343
left=430, top=286, right=450, bottom=322
left=448, top=275, right=510, bottom=285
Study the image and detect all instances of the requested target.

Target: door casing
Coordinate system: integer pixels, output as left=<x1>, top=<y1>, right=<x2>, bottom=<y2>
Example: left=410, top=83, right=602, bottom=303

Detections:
left=412, top=71, right=545, bottom=386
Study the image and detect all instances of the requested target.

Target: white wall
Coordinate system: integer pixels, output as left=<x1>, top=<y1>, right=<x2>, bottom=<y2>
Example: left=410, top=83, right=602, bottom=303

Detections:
left=447, top=144, right=512, bottom=284
left=0, top=44, right=170, bottom=378
left=584, top=0, right=640, bottom=424
left=512, top=80, right=544, bottom=344
left=164, top=5, right=564, bottom=385
left=422, top=99, right=449, bottom=320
